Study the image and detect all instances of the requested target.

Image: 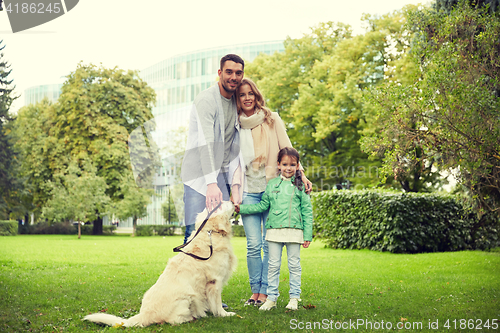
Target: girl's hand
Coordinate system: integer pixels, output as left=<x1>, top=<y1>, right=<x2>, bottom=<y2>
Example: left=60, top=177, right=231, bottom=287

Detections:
left=303, top=241, right=311, bottom=248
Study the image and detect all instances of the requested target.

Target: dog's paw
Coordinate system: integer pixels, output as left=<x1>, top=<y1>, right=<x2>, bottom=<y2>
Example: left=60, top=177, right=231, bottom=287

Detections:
left=220, top=310, right=236, bottom=317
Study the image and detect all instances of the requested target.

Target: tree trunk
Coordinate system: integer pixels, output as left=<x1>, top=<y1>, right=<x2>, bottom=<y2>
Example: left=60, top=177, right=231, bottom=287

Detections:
left=78, top=222, right=81, bottom=239
left=93, top=215, right=103, bottom=235
left=133, top=215, right=137, bottom=236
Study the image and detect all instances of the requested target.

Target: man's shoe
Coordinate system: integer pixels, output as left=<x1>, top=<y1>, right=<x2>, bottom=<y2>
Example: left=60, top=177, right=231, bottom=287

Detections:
left=222, top=303, right=228, bottom=308
left=285, top=298, right=300, bottom=310
left=259, top=299, right=276, bottom=311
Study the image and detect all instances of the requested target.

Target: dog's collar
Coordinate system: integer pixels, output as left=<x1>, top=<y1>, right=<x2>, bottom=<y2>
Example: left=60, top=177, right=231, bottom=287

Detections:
left=208, top=230, right=226, bottom=236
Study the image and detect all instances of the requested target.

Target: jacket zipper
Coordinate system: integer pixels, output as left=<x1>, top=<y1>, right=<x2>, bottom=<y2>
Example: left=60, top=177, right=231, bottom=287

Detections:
left=288, top=186, right=295, bottom=227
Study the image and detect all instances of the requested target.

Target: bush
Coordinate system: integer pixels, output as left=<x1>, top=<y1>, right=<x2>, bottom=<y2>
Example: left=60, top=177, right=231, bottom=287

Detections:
left=19, top=222, right=76, bottom=235
left=232, top=225, right=246, bottom=237
left=312, top=190, right=500, bottom=253
left=0, top=220, right=18, bottom=236
left=135, top=225, right=153, bottom=236
left=17, top=222, right=116, bottom=235
left=103, top=225, right=117, bottom=235
left=135, top=225, right=176, bottom=236
left=155, top=225, right=177, bottom=236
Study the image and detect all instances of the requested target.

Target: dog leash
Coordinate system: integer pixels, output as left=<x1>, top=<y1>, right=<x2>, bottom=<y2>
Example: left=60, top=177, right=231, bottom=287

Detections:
left=173, top=202, right=222, bottom=261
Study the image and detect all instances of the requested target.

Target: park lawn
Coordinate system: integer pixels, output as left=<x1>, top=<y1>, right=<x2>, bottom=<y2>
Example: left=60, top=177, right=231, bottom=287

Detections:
left=0, top=235, right=499, bottom=333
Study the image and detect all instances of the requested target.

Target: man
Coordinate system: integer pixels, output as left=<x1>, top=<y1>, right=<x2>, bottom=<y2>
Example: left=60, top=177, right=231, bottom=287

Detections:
left=181, top=54, right=244, bottom=244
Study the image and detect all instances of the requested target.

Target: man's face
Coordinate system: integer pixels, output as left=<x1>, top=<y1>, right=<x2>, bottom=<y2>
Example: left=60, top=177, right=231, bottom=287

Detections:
left=218, top=61, right=244, bottom=97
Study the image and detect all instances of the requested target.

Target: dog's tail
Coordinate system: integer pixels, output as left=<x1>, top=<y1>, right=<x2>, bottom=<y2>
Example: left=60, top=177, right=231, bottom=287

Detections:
left=83, top=313, right=142, bottom=328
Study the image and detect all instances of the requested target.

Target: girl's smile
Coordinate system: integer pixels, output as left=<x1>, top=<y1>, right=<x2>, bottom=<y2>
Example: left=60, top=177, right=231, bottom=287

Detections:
left=278, top=155, right=299, bottom=179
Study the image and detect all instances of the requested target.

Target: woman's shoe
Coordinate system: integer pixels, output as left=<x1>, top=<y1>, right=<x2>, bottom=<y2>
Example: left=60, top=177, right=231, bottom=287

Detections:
left=255, top=294, right=267, bottom=306
left=259, top=299, right=276, bottom=311
left=244, top=299, right=256, bottom=306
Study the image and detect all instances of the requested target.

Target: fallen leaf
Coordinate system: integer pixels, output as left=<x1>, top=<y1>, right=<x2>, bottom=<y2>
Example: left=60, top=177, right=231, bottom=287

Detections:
left=112, top=322, right=125, bottom=328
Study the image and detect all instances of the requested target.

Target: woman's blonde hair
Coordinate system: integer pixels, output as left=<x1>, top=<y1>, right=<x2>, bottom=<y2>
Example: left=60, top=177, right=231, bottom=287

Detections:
left=236, top=78, right=274, bottom=126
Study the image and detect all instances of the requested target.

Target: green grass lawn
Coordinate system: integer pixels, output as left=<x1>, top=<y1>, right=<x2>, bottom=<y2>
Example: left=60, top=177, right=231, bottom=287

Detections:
left=1, top=235, right=499, bottom=332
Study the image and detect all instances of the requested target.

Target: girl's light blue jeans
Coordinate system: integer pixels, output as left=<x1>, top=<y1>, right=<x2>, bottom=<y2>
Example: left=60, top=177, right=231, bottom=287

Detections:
left=267, top=241, right=302, bottom=302
left=241, top=192, right=269, bottom=295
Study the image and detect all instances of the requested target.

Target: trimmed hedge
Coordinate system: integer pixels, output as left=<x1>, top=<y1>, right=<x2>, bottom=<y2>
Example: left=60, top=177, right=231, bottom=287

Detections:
left=135, top=225, right=177, bottom=236
left=0, top=220, right=18, bottom=236
left=312, top=190, right=500, bottom=253
left=18, top=222, right=116, bottom=235
left=135, top=225, right=246, bottom=237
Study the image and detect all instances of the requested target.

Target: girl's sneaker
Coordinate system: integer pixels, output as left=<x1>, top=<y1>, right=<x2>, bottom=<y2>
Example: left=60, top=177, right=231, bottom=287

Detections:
left=285, top=298, right=300, bottom=310
left=259, top=299, right=276, bottom=311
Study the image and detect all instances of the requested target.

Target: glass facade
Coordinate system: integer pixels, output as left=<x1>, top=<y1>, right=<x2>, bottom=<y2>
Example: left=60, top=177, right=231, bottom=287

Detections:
left=24, top=41, right=285, bottom=228
left=140, top=40, right=285, bottom=120
left=24, top=84, right=63, bottom=105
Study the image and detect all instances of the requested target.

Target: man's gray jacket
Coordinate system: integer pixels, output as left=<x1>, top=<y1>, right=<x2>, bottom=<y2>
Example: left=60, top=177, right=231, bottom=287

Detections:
left=181, top=84, right=242, bottom=195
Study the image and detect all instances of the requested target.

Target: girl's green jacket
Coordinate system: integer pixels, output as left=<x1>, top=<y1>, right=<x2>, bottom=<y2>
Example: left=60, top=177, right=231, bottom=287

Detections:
left=239, top=176, right=313, bottom=241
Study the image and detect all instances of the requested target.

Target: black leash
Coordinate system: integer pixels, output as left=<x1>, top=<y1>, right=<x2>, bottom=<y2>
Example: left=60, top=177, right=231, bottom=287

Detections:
left=173, top=202, right=222, bottom=261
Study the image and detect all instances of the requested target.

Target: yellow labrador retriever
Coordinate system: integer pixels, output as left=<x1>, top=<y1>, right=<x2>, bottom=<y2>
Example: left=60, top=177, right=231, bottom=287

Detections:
left=83, top=201, right=237, bottom=327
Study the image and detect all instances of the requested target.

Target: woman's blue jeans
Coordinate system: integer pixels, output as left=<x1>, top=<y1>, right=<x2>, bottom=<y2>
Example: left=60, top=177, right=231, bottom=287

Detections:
left=241, top=192, right=269, bottom=295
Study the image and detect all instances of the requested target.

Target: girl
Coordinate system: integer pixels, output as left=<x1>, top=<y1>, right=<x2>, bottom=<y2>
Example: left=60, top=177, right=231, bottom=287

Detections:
left=235, top=147, right=313, bottom=311
left=236, top=78, right=312, bottom=306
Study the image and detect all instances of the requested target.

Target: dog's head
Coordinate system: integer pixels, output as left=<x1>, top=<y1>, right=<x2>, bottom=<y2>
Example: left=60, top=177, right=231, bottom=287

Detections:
left=195, top=201, right=235, bottom=236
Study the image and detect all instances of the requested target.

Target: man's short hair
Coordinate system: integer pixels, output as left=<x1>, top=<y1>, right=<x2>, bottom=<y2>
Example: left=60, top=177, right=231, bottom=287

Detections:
left=220, top=54, right=244, bottom=71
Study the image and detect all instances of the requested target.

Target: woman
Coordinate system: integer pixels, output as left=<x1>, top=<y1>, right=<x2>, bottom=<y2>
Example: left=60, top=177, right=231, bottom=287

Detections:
left=236, top=78, right=311, bottom=306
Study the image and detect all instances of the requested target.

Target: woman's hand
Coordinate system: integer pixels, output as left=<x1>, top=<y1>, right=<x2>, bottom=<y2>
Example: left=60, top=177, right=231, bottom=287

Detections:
left=303, top=241, right=311, bottom=248
left=230, top=185, right=241, bottom=205
left=301, top=171, right=313, bottom=194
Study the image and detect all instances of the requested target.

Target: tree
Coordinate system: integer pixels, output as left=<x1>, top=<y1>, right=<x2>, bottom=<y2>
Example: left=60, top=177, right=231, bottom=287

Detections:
left=0, top=40, right=21, bottom=220
left=12, top=99, right=60, bottom=219
left=433, top=0, right=499, bottom=13
left=246, top=11, right=418, bottom=190
left=113, top=172, right=152, bottom=236
left=55, top=64, right=156, bottom=234
left=42, top=159, right=109, bottom=238
left=13, top=63, right=157, bottom=232
left=361, top=1, right=500, bottom=215
left=161, top=187, right=179, bottom=224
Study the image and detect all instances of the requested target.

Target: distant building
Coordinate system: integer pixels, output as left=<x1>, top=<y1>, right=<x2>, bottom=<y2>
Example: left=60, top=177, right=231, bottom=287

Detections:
left=24, top=83, right=63, bottom=105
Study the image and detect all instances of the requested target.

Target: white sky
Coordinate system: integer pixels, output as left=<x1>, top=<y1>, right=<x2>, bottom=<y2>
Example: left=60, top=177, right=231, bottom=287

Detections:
left=0, top=0, right=425, bottom=112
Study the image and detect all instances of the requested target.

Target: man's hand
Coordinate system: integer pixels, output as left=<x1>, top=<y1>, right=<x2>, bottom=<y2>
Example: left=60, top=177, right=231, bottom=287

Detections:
left=206, top=183, right=223, bottom=211
left=303, top=241, right=311, bottom=248
left=234, top=204, right=240, bottom=214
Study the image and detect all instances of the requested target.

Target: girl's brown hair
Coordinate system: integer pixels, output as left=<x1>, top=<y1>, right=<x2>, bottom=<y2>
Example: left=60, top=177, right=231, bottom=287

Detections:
left=277, top=147, right=304, bottom=191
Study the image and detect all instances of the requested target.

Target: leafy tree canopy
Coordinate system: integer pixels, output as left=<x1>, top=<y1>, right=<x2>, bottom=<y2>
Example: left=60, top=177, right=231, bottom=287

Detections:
left=361, top=1, right=500, bottom=215
left=246, top=8, right=428, bottom=191
left=13, top=63, right=157, bottom=230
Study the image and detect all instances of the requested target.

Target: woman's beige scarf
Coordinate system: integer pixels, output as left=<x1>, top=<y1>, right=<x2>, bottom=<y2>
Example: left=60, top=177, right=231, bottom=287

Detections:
left=239, top=110, right=269, bottom=171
